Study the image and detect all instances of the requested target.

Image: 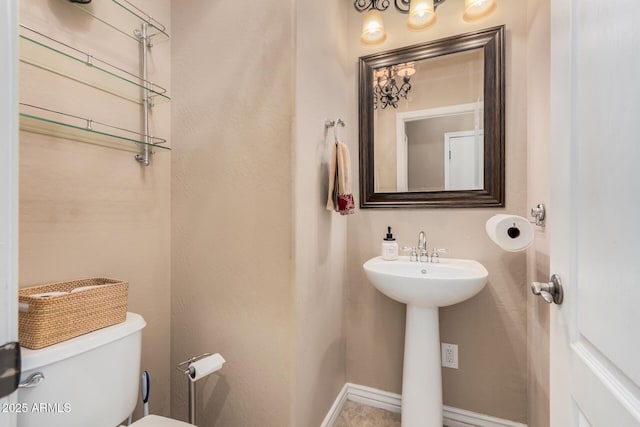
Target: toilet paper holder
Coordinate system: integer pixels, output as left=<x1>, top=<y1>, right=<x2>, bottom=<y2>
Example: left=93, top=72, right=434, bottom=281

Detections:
left=531, top=203, right=546, bottom=226
left=176, top=352, right=212, bottom=377
left=177, top=352, right=224, bottom=425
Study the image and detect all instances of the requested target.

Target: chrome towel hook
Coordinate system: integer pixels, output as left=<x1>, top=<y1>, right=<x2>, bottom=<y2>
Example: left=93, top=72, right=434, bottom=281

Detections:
left=325, top=118, right=345, bottom=142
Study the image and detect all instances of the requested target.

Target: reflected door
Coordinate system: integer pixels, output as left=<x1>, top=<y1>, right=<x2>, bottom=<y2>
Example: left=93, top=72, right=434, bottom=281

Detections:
left=444, top=130, right=483, bottom=191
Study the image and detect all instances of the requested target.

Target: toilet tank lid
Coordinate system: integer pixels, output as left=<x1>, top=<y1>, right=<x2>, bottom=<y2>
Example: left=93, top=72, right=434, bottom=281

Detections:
left=21, top=312, right=146, bottom=372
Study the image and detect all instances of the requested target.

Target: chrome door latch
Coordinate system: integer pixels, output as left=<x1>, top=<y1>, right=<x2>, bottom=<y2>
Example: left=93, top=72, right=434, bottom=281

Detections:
left=531, top=274, right=563, bottom=304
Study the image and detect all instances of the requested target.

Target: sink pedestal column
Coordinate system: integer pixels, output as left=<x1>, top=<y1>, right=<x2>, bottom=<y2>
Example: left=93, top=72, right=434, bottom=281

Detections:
left=402, top=305, right=442, bottom=427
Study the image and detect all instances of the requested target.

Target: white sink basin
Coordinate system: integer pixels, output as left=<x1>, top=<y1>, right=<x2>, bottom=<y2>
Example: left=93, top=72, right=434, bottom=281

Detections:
left=362, top=255, right=489, bottom=426
left=363, top=256, right=488, bottom=308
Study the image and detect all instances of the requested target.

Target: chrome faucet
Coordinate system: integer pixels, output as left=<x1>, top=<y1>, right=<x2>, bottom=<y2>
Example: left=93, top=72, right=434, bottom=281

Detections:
left=405, top=230, right=447, bottom=262
left=417, top=231, right=429, bottom=262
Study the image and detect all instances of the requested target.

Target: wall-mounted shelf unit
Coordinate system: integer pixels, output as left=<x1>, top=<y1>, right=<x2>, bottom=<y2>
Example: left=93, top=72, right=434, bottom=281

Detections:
left=18, top=0, right=170, bottom=166
left=19, top=25, right=170, bottom=105
left=19, top=103, right=169, bottom=152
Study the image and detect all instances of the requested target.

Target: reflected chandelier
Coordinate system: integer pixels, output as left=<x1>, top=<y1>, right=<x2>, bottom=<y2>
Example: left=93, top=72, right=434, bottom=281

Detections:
left=356, top=0, right=498, bottom=44
left=373, top=62, right=415, bottom=109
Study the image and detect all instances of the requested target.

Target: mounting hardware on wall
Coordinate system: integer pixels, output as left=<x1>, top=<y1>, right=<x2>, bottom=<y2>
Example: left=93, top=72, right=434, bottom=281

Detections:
left=356, top=0, right=498, bottom=44
left=325, top=118, right=345, bottom=142
left=324, top=118, right=345, bottom=129
left=134, top=22, right=153, bottom=166
left=530, top=203, right=546, bottom=227
left=531, top=274, right=563, bottom=305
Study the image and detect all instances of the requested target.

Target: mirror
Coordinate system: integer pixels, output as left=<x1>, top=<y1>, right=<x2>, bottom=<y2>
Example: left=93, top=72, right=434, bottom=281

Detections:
left=359, top=26, right=505, bottom=208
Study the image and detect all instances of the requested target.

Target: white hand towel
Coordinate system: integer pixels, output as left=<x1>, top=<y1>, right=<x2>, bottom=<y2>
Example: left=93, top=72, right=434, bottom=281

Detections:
left=326, top=140, right=354, bottom=215
left=326, top=142, right=339, bottom=212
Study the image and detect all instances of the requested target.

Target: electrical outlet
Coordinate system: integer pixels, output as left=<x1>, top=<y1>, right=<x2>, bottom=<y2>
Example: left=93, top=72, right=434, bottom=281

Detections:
left=441, top=343, right=458, bottom=369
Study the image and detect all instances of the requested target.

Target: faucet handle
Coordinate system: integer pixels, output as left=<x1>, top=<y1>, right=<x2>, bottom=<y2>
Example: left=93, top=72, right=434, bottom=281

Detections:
left=430, top=248, right=447, bottom=263
left=401, top=246, right=418, bottom=262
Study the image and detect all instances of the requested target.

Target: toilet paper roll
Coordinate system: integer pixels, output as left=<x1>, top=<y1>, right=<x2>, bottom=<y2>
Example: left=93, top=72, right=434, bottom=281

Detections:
left=31, top=291, right=69, bottom=298
left=485, top=214, right=534, bottom=252
left=71, top=284, right=108, bottom=293
left=188, top=353, right=225, bottom=382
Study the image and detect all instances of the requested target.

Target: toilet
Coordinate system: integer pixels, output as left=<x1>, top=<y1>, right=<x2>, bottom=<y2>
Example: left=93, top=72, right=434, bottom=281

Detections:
left=18, top=312, right=191, bottom=427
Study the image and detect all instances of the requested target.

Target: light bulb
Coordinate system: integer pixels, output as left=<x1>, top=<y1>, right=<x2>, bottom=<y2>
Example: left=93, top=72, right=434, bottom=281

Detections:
left=463, top=0, right=497, bottom=21
left=360, top=10, right=387, bottom=44
left=374, top=69, right=389, bottom=87
left=407, top=0, right=435, bottom=31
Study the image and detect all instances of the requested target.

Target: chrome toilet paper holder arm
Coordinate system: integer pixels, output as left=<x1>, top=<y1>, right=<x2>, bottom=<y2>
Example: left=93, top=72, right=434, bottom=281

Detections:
left=176, top=352, right=212, bottom=377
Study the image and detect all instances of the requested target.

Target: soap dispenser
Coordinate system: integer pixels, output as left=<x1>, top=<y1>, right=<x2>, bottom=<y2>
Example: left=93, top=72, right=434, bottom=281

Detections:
left=381, top=226, right=399, bottom=260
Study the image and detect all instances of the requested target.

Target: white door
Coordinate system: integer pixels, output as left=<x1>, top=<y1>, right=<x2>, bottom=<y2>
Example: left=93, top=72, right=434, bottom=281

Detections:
left=550, top=1, right=640, bottom=426
left=444, top=130, right=483, bottom=191
left=1, top=0, right=19, bottom=426
left=0, top=0, right=18, bottom=427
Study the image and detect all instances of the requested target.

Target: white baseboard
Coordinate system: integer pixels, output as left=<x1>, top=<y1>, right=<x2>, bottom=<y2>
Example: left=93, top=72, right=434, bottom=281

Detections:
left=320, top=383, right=527, bottom=427
left=443, top=405, right=527, bottom=427
left=320, top=383, right=350, bottom=427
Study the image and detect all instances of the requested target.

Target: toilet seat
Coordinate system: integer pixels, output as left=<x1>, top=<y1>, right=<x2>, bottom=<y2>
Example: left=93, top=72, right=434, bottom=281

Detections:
left=129, top=414, right=195, bottom=426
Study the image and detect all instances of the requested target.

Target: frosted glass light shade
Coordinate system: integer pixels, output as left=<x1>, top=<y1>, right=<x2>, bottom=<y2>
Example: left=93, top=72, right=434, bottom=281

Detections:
left=395, top=63, right=416, bottom=77
left=407, top=0, right=435, bottom=31
left=360, top=10, right=387, bottom=44
left=463, top=0, right=497, bottom=21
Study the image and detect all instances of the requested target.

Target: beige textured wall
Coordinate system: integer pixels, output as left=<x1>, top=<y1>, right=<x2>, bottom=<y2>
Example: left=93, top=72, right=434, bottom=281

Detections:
left=347, top=1, right=529, bottom=423
left=170, top=1, right=295, bottom=426
left=19, top=0, right=172, bottom=419
left=294, top=0, right=349, bottom=426
left=526, top=0, right=551, bottom=426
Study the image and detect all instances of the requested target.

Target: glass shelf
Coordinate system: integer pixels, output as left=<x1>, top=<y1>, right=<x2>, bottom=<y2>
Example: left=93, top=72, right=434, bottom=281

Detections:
left=19, top=25, right=170, bottom=105
left=19, top=103, right=170, bottom=152
left=72, top=0, right=169, bottom=43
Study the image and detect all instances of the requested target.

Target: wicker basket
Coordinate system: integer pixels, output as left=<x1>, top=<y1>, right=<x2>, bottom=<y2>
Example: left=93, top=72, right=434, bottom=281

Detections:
left=19, top=278, right=128, bottom=350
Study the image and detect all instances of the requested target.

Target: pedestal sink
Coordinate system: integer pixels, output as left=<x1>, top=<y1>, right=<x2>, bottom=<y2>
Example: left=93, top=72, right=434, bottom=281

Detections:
left=363, top=256, right=488, bottom=427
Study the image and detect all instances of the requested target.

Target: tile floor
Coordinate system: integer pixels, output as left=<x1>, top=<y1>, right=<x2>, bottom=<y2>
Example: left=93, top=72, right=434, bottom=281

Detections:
left=334, top=400, right=401, bottom=427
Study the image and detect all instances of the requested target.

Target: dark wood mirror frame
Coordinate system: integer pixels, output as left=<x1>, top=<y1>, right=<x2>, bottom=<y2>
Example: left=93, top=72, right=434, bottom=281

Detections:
left=359, top=25, right=505, bottom=208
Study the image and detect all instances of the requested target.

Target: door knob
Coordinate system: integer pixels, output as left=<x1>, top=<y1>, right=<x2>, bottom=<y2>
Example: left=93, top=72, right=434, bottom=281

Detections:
left=531, top=274, right=563, bottom=305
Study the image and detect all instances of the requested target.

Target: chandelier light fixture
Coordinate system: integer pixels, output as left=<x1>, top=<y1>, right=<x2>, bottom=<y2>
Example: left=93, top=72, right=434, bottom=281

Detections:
left=356, top=0, right=498, bottom=44
left=373, top=62, right=416, bottom=109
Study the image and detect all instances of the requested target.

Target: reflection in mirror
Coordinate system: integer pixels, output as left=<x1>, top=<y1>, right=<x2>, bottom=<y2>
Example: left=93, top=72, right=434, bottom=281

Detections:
left=374, top=49, right=484, bottom=193
left=359, top=26, right=505, bottom=208
left=399, top=107, right=484, bottom=192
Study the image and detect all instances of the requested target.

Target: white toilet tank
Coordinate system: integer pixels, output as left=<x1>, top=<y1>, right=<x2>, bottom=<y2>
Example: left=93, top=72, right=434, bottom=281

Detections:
left=17, top=312, right=146, bottom=427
